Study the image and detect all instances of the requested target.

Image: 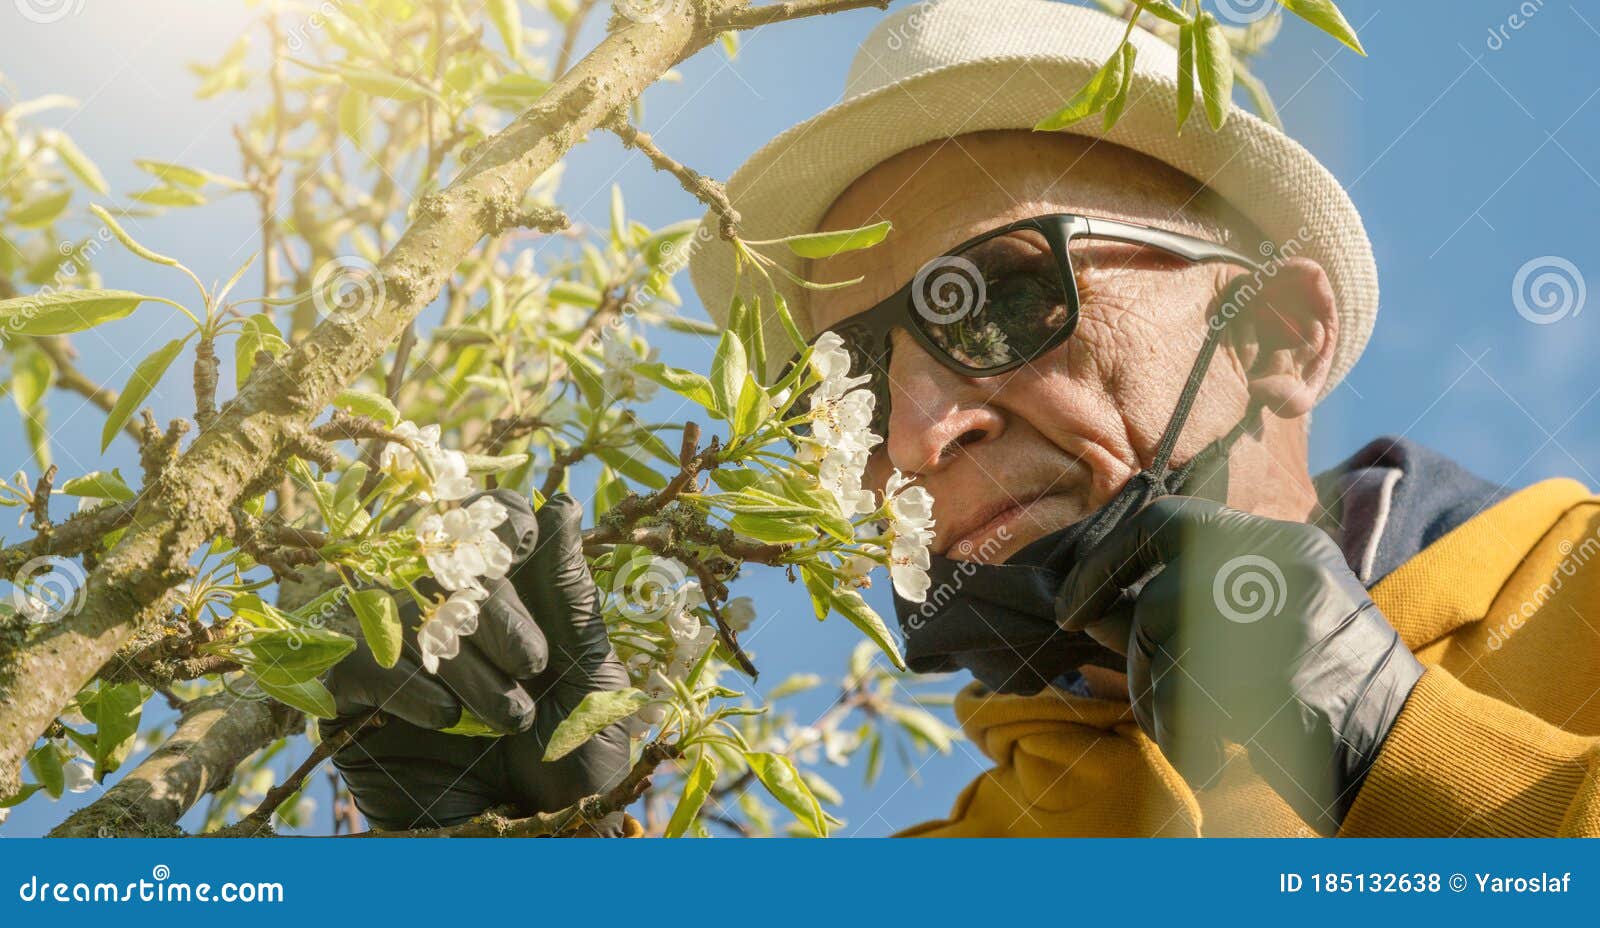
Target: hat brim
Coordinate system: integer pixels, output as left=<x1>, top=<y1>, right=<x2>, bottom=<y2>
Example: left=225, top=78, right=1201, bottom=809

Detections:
left=687, top=52, right=1376, bottom=397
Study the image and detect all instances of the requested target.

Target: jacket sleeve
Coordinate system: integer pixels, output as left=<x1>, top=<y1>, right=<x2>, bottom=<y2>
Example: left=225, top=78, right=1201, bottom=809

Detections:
left=1341, top=666, right=1600, bottom=837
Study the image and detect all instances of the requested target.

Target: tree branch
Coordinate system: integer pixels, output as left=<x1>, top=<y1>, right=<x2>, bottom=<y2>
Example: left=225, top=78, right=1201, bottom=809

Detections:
left=0, top=9, right=713, bottom=797
left=606, top=115, right=740, bottom=238
left=711, top=0, right=891, bottom=31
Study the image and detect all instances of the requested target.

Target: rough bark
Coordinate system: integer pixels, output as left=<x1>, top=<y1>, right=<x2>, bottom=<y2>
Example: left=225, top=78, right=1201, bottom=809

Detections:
left=49, top=692, right=302, bottom=837
left=0, top=10, right=707, bottom=798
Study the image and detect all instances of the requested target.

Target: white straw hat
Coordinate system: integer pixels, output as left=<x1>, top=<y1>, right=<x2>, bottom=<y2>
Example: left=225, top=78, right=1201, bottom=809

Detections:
left=686, top=0, right=1377, bottom=398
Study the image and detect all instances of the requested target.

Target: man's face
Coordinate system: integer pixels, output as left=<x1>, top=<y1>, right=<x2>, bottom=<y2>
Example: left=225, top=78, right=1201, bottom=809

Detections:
left=808, top=130, right=1301, bottom=564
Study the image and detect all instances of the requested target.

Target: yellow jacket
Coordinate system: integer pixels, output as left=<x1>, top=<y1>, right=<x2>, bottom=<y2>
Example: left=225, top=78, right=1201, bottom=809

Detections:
left=901, top=478, right=1600, bottom=837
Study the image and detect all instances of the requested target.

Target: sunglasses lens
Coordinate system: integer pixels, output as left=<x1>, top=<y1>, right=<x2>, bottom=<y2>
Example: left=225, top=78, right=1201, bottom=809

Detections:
left=908, top=228, right=1075, bottom=372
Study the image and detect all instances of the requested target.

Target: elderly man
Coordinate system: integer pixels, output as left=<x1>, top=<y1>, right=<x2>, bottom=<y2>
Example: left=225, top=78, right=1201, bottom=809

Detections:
left=325, top=0, right=1600, bottom=837
left=685, top=0, right=1600, bottom=837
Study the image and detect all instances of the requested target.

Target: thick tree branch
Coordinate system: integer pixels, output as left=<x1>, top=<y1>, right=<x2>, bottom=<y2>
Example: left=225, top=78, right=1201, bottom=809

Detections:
left=712, top=0, right=890, bottom=31
left=0, top=9, right=711, bottom=796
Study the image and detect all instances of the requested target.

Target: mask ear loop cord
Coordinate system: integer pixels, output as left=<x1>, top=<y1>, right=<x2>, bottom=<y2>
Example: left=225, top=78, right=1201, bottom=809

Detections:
left=1068, top=278, right=1264, bottom=556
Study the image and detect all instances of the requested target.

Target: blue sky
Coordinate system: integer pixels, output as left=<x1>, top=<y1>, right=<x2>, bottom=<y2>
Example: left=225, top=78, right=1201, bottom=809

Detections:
left=3, top=0, right=1599, bottom=836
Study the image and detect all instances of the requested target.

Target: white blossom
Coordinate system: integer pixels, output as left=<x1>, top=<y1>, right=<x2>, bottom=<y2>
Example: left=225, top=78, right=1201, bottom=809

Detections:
left=417, top=587, right=486, bottom=674
left=417, top=496, right=513, bottom=593
left=62, top=758, right=96, bottom=793
left=380, top=421, right=475, bottom=502
left=600, top=328, right=660, bottom=402
left=722, top=596, right=756, bottom=632
left=883, top=470, right=936, bottom=603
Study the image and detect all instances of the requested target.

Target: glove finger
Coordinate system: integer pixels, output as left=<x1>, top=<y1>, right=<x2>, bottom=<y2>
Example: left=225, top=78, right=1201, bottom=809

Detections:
left=518, top=493, right=612, bottom=677
left=470, top=577, right=550, bottom=680
left=1058, top=495, right=1225, bottom=632
left=424, top=637, right=538, bottom=733
left=323, top=636, right=461, bottom=732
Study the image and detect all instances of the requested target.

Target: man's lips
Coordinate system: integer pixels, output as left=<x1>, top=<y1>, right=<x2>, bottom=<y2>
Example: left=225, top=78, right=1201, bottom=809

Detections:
left=940, top=491, right=1080, bottom=562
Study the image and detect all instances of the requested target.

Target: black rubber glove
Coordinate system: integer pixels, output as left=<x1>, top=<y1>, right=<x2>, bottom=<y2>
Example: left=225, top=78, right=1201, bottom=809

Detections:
left=322, top=492, right=633, bottom=834
left=1055, top=496, right=1424, bottom=834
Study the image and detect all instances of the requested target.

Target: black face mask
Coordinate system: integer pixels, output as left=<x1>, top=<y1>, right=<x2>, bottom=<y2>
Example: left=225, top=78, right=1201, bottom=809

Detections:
left=892, top=291, right=1260, bottom=695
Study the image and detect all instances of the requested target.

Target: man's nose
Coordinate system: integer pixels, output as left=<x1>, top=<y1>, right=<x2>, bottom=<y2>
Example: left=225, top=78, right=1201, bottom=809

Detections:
left=883, top=331, right=1005, bottom=475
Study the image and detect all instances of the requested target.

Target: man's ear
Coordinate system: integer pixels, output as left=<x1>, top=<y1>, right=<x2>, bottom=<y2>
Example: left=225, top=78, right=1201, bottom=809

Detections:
left=1225, top=256, right=1338, bottom=419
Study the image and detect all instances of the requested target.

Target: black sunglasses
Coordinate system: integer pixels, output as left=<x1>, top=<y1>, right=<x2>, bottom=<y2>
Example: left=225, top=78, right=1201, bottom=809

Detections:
left=792, top=213, right=1260, bottom=437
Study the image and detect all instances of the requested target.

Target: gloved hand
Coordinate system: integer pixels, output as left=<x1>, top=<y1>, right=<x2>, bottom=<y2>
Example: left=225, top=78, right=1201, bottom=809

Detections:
left=1055, top=496, right=1423, bottom=834
left=322, top=491, right=633, bottom=834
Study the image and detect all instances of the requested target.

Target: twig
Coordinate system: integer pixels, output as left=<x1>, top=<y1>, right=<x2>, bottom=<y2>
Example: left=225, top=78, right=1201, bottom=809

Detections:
left=221, top=712, right=382, bottom=837
left=553, top=0, right=599, bottom=76
left=607, top=115, right=740, bottom=239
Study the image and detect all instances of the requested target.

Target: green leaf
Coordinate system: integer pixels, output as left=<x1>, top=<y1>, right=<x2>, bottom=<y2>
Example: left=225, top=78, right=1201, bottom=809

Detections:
left=50, top=133, right=109, bottom=195
left=243, top=626, right=355, bottom=685
left=729, top=512, right=816, bottom=544
left=664, top=750, right=717, bottom=838
left=1177, top=22, right=1196, bottom=129
left=774, top=220, right=892, bottom=260
left=887, top=704, right=954, bottom=754
left=79, top=681, right=146, bottom=778
left=1129, top=0, right=1188, bottom=25
left=91, top=204, right=180, bottom=267
left=732, top=374, right=772, bottom=438
left=828, top=588, right=907, bottom=671
left=60, top=469, right=136, bottom=502
left=542, top=688, right=649, bottom=761
left=439, top=707, right=503, bottom=737
left=486, top=0, right=522, bottom=57
left=0, top=289, right=156, bottom=337
left=1193, top=12, right=1234, bottom=130
left=102, top=336, right=187, bottom=451
left=254, top=676, right=338, bottom=719
left=337, top=66, right=429, bottom=101
left=349, top=589, right=402, bottom=669
left=462, top=452, right=531, bottom=475
left=745, top=752, right=827, bottom=837
left=134, top=159, right=209, bottom=188
left=28, top=742, right=65, bottom=799
left=332, top=388, right=400, bottom=426
left=235, top=313, right=288, bottom=387
left=7, top=189, right=72, bottom=228
left=1280, top=0, right=1365, bottom=55
left=0, top=783, right=44, bottom=809
left=768, top=672, right=823, bottom=700
left=635, top=362, right=717, bottom=411
left=1034, top=46, right=1126, bottom=130
left=1103, top=43, right=1138, bottom=129
left=710, top=330, right=747, bottom=418
left=595, top=446, right=669, bottom=490
left=548, top=280, right=601, bottom=308
left=10, top=346, right=52, bottom=467
left=128, top=186, right=207, bottom=208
